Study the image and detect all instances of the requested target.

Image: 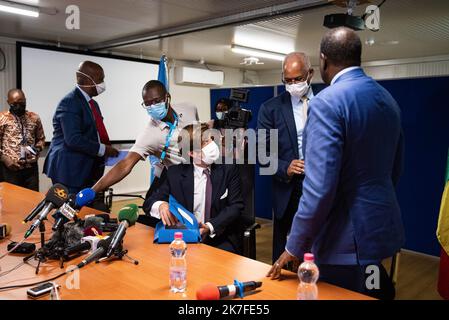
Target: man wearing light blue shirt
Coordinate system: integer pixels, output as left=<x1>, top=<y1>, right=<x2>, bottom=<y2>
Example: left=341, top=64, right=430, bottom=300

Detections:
left=258, top=52, right=315, bottom=263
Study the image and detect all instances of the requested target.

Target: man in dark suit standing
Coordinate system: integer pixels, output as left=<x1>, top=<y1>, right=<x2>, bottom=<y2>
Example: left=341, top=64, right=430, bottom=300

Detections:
left=267, top=27, right=404, bottom=300
left=143, top=123, right=244, bottom=253
left=44, top=61, right=118, bottom=201
left=258, top=52, right=314, bottom=263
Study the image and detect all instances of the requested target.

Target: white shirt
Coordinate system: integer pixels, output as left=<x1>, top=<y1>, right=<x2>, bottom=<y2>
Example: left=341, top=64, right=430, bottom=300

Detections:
left=150, top=164, right=215, bottom=237
left=331, top=66, right=362, bottom=86
left=75, top=85, right=105, bottom=157
left=290, top=88, right=314, bottom=160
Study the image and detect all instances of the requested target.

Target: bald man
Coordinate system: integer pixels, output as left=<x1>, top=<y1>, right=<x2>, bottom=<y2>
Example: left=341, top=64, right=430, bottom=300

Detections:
left=267, top=27, right=404, bottom=300
left=257, top=52, right=314, bottom=263
left=0, top=89, right=45, bottom=191
left=44, top=61, right=118, bottom=207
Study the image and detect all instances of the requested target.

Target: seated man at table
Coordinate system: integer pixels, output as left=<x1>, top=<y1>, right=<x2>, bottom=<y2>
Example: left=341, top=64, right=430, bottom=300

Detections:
left=143, top=123, right=244, bottom=253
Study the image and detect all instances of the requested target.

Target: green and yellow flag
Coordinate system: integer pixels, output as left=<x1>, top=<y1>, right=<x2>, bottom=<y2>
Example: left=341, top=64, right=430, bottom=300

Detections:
left=437, top=149, right=449, bottom=255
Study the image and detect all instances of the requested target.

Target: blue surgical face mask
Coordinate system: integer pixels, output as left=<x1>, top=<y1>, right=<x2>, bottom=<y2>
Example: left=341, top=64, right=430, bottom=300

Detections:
left=216, top=112, right=224, bottom=120
left=147, top=102, right=168, bottom=120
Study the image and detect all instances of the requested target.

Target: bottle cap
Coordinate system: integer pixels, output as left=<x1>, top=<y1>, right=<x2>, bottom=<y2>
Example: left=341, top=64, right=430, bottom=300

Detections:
left=174, top=232, right=183, bottom=240
left=304, top=253, right=314, bottom=262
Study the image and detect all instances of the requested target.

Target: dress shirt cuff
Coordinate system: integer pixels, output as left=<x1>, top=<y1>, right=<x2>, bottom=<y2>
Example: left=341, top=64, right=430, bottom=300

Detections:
left=150, top=201, right=164, bottom=219
left=98, top=143, right=106, bottom=157
left=205, top=222, right=216, bottom=238
left=285, top=243, right=302, bottom=260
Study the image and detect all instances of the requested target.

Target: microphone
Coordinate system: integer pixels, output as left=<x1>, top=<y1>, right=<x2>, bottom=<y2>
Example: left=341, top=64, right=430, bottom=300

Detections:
left=52, top=188, right=97, bottom=231
left=106, top=204, right=139, bottom=257
left=24, top=184, right=69, bottom=239
left=0, top=223, right=11, bottom=239
left=196, top=280, right=262, bottom=300
left=76, top=236, right=113, bottom=269
left=23, top=198, right=46, bottom=223
left=64, top=235, right=109, bottom=257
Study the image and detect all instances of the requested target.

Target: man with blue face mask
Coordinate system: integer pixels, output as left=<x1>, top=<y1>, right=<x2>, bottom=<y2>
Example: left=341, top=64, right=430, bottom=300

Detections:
left=257, top=52, right=314, bottom=264
left=44, top=61, right=119, bottom=209
left=90, top=80, right=198, bottom=206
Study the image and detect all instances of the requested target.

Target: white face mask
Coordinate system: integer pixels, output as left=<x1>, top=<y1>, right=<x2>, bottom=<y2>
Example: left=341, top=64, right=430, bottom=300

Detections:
left=285, top=81, right=309, bottom=98
left=216, top=112, right=224, bottom=120
left=201, top=141, right=220, bottom=165
left=77, top=71, right=106, bottom=96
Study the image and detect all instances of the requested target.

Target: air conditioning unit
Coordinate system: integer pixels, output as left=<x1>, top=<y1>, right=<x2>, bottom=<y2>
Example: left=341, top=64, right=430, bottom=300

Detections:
left=175, top=66, right=224, bottom=87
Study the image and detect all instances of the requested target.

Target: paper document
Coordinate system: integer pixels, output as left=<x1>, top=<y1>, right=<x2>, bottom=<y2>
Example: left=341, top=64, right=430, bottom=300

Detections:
left=105, top=150, right=129, bottom=166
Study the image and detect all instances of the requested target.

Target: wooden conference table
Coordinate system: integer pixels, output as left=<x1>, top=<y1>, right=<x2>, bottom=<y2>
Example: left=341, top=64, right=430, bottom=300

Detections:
left=0, top=183, right=372, bottom=300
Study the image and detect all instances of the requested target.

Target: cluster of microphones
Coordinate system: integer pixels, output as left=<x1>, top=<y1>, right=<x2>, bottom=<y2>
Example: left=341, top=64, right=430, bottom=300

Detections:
left=19, top=183, right=139, bottom=270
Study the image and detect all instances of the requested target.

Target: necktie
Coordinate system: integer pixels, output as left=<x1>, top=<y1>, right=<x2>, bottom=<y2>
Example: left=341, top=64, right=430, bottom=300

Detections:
left=89, top=99, right=110, bottom=145
left=203, top=168, right=212, bottom=222
left=301, top=96, right=309, bottom=122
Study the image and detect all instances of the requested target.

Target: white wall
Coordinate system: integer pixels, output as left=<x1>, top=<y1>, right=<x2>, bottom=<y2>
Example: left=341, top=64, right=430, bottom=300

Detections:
left=0, top=38, right=16, bottom=111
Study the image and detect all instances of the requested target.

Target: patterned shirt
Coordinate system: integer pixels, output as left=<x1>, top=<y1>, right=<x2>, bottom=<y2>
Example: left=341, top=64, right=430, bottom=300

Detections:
left=0, top=111, right=46, bottom=168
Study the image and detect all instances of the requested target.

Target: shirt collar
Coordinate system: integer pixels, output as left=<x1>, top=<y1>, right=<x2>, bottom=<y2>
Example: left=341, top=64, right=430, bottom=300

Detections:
left=151, top=106, right=180, bottom=131
left=330, top=66, right=361, bottom=86
left=76, top=85, right=92, bottom=103
left=290, top=86, right=314, bottom=106
left=193, top=163, right=210, bottom=178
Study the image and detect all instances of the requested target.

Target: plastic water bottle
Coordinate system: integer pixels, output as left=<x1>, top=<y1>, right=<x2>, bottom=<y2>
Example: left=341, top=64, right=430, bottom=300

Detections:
left=297, top=253, right=319, bottom=300
left=169, top=232, right=187, bottom=293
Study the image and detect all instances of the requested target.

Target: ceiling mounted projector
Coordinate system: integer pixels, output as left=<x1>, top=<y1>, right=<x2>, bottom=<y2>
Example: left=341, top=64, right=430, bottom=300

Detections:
left=324, top=0, right=373, bottom=31
left=323, top=13, right=365, bottom=31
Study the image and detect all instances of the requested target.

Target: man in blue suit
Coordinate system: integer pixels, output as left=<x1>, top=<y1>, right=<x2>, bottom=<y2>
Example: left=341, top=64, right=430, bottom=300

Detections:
left=44, top=61, right=118, bottom=199
left=258, top=52, right=314, bottom=263
left=267, top=27, right=405, bottom=300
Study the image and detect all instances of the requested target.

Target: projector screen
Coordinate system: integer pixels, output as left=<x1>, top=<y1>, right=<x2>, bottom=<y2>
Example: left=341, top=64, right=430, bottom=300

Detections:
left=18, top=43, right=159, bottom=142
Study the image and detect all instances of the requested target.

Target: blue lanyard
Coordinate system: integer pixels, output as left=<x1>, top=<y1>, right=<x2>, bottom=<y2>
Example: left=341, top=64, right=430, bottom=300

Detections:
left=159, top=113, right=178, bottom=163
left=13, top=114, right=27, bottom=145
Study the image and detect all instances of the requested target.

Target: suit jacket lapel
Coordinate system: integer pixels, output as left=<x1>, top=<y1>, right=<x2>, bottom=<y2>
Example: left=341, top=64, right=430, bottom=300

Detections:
left=279, top=92, right=299, bottom=159
left=74, top=87, right=96, bottom=126
left=180, top=165, right=194, bottom=212
left=210, top=164, right=223, bottom=204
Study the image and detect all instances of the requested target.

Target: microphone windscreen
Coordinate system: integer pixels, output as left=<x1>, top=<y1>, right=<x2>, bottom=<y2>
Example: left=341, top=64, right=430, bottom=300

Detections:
left=46, top=184, right=69, bottom=207
left=63, top=222, right=84, bottom=247
left=83, top=216, right=104, bottom=236
left=76, top=188, right=96, bottom=207
left=117, top=204, right=139, bottom=226
left=196, top=283, right=220, bottom=300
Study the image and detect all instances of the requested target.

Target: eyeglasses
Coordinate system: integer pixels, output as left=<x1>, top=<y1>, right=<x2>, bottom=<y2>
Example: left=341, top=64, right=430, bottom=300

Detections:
left=282, top=74, right=309, bottom=85
left=141, top=97, right=165, bottom=110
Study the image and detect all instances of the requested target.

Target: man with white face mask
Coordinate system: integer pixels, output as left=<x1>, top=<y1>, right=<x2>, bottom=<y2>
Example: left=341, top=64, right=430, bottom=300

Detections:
left=257, top=52, right=314, bottom=263
left=44, top=61, right=119, bottom=207
left=143, top=123, right=244, bottom=253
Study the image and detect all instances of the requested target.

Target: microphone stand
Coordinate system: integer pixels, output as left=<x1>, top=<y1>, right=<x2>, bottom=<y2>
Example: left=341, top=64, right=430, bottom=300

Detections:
left=25, top=219, right=78, bottom=274
left=97, top=241, right=139, bottom=266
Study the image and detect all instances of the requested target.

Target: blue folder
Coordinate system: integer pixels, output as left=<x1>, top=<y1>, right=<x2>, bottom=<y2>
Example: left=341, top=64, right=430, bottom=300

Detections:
left=153, top=195, right=202, bottom=243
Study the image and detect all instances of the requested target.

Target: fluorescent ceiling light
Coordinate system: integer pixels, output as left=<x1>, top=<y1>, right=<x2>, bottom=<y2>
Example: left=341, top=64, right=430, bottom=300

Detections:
left=231, top=44, right=285, bottom=62
left=0, top=1, right=39, bottom=18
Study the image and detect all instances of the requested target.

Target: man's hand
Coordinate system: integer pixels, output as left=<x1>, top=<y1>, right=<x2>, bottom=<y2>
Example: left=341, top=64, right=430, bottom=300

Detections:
left=2, top=156, right=22, bottom=171
left=287, top=159, right=305, bottom=177
left=158, top=202, right=178, bottom=226
left=105, top=145, right=119, bottom=157
left=199, top=222, right=211, bottom=241
left=266, top=250, right=299, bottom=280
